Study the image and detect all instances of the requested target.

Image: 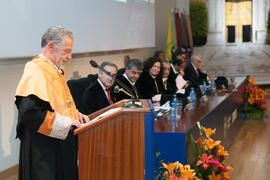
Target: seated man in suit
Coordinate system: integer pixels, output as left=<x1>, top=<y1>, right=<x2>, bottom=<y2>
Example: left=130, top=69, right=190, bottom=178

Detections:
left=168, top=50, right=186, bottom=81
left=183, top=53, right=207, bottom=97
left=81, top=62, right=118, bottom=114
left=114, top=59, right=143, bottom=101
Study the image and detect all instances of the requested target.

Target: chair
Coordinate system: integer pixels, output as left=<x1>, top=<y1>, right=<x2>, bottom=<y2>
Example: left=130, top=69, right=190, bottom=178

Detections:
left=67, top=74, right=98, bottom=111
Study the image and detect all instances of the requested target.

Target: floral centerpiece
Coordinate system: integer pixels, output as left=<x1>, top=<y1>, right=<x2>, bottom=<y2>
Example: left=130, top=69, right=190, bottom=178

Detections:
left=159, top=161, right=198, bottom=180
left=190, top=122, right=233, bottom=180
left=244, top=77, right=267, bottom=119
left=156, top=123, right=232, bottom=180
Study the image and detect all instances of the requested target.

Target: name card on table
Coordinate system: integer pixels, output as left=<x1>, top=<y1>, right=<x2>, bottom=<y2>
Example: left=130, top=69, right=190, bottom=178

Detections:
left=201, top=95, right=208, bottom=103
left=185, top=103, right=193, bottom=111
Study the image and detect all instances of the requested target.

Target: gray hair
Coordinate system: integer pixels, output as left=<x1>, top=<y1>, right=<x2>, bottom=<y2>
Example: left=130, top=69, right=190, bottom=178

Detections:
left=190, top=53, right=201, bottom=63
left=161, top=60, right=170, bottom=66
left=126, top=59, right=143, bottom=70
left=41, top=25, right=74, bottom=47
left=100, top=61, right=118, bottom=72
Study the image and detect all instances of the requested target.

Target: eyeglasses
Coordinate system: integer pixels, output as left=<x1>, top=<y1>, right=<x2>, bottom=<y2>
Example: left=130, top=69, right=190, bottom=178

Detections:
left=54, top=45, right=72, bottom=55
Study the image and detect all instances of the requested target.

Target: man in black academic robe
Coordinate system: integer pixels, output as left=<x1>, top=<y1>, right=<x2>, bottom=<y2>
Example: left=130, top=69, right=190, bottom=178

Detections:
left=113, top=59, right=143, bottom=101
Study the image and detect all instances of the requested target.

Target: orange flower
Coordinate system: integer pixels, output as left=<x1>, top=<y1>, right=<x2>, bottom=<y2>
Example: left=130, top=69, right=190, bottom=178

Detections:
left=217, top=145, right=229, bottom=156
left=248, top=77, right=255, bottom=84
left=162, top=162, right=176, bottom=175
left=206, top=138, right=220, bottom=150
left=222, top=172, right=230, bottom=179
left=208, top=172, right=221, bottom=180
left=204, top=128, right=216, bottom=137
left=180, top=165, right=197, bottom=179
left=248, top=97, right=255, bottom=105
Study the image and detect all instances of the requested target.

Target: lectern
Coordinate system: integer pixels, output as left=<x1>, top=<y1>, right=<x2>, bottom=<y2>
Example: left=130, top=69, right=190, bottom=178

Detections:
left=74, top=99, right=155, bottom=180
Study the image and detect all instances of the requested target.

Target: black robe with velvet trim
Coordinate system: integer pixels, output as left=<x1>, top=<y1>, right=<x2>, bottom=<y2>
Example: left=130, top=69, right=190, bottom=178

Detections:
left=15, top=95, right=78, bottom=180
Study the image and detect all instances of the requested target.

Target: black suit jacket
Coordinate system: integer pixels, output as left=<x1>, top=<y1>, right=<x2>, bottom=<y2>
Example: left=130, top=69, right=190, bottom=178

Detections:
left=183, top=63, right=207, bottom=97
left=113, top=75, right=142, bottom=101
left=81, top=80, right=114, bottom=115
left=168, top=64, right=178, bottom=81
left=137, top=71, right=165, bottom=99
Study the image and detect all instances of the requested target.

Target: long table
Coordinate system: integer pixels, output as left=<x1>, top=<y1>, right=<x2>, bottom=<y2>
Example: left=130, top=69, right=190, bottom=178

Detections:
left=154, top=77, right=246, bottom=164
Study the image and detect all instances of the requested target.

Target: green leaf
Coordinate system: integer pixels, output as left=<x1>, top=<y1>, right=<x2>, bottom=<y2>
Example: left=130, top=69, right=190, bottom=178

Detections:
left=190, top=133, right=198, bottom=158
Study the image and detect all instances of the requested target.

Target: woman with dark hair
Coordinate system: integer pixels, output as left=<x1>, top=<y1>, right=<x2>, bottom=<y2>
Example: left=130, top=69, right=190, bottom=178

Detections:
left=137, top=57, right=165, bottom=99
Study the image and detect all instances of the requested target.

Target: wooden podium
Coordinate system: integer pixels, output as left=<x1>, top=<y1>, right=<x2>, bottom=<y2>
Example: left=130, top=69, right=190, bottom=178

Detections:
left=74, top=100, right=155, bottom=180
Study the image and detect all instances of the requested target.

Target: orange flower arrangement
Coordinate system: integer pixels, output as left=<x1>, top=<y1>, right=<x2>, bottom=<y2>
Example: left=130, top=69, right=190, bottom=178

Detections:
left=191, top=122, right=233, bottom=180
left=244, top=77, right=267, bottom=119
left=160, top=161, right=199, bottom=180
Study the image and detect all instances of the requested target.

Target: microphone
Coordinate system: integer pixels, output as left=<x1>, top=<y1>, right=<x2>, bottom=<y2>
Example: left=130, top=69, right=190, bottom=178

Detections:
left=114, top=85, right=132, bottom=97
left=89, top=60, right=141, bottom=107
left=89, top=60, right=98, bottom=68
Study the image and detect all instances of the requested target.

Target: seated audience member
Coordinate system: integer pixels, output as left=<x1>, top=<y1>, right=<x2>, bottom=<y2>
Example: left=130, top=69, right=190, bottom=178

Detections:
left=172, top=50, right=186, bottom=65
left=168, top=50, right=186, bottom=81
left=175, top=60, right=189, bottom=92
left=168, top=55, right=182, bottom=81
left=162, top=60, right=188, bottom=106
left=183, top=53, right=207, bottom=97
left=137, top=57, right=165, bottom=99
left=161, top=60, right=177, bottom=94
left=154, top=50, right=166, bottom=61
left=114, top=59, right=143, bottom=101
left=81, top=62, right=118, bottom=114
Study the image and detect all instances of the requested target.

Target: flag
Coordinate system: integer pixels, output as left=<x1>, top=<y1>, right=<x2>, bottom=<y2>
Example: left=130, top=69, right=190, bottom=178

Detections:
left=186, top=15, right=194, bottom=52
left=165, top=11, right=174, bottom=61
left=175, top=12, right=182, bottom=52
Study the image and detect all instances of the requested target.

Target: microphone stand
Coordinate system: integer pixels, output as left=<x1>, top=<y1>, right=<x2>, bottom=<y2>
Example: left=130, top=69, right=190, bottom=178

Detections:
left=90, top=60, right=142, bottom=108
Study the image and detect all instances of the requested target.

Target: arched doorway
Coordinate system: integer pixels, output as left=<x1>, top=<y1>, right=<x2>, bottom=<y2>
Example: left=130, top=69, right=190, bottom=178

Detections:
left=225, top=0, right=252, bottom=43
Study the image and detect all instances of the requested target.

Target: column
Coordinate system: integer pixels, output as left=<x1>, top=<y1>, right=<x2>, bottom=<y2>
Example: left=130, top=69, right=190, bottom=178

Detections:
left=206, top=0, right=226, bottom=45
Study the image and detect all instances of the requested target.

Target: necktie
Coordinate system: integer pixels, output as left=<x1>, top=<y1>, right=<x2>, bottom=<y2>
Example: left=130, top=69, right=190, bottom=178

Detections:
left=154, top=79, right=159, bottom=94
left=132, top=85, right=139, bottom=99
left=163, top=80, right=167, bottom=91
left=105, top=88, right=113, bottom=105
left=195, top=69, right=199, bottom=77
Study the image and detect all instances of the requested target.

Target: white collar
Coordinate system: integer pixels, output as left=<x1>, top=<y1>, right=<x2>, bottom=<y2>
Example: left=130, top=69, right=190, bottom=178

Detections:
left=149, top=72, right=156, bottom=79
left=39, top=54, right=62, bottom=74
left=170, top=63, right=178, bottom=74
left=163, top=77, right=168, bottom=82
left=97, top=78, right=106, bottom=90
left=191, top=63, right=197, bottom=71
left=123, top=73, right=134, bottom=86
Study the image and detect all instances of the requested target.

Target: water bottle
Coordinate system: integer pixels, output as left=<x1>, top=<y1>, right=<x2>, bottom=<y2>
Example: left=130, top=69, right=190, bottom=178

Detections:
left=170, top=94, right=178, bottom=121
left=210, top=79, right=215, bottom=91
left=189, top=87, right=196, bottom=103
left=202, top=81, right=207, bottom=94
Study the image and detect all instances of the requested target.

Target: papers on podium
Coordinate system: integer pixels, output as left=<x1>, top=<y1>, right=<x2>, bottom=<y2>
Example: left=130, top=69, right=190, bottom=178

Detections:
left=82, top=107, right=122, bottom=126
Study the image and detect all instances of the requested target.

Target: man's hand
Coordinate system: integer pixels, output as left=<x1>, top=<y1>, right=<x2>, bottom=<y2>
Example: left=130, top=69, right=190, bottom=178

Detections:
left=78, top=111, right=90, bottom=124
left=152, top=94, right=161, bottom=102
left=71, top=119, right=81, bottom=128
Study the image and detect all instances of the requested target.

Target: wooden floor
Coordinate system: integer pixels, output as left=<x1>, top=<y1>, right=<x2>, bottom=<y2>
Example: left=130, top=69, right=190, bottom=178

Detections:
left=226, top=93, right=270, bottom=180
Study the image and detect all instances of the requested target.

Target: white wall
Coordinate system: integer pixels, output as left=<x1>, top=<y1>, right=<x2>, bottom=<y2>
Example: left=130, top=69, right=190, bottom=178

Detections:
left=0, top=0, right=189, bottom=172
